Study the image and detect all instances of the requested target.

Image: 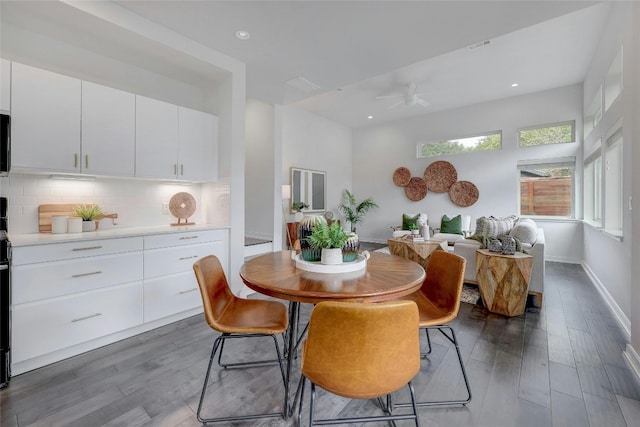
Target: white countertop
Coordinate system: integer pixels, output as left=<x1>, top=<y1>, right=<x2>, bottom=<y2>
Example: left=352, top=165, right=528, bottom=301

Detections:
left=8, top=223, right=230, bottom=247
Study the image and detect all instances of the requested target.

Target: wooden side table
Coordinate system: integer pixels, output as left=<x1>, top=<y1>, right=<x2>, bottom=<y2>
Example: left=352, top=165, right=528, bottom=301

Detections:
left=387, top=237, right=448, bottom=270
left=476, top=249, right=533, bottom=316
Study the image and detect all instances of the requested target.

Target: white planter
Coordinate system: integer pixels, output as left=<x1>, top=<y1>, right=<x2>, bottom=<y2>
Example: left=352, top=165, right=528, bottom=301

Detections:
left=321, top=248, right=343, bottom=265
left=82, top=221, right=96, bottom=232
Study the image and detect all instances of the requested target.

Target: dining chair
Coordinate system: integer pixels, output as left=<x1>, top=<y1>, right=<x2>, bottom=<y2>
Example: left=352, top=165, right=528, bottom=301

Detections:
left=395, top=250, right=472, bottom=407
left=297, top=300, right=421, bottom=426
left=192, top=255, right=289, bottom=423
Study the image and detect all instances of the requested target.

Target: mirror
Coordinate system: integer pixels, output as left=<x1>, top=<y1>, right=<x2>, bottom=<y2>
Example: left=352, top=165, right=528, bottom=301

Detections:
left=291, top=167, right=326, bottom=213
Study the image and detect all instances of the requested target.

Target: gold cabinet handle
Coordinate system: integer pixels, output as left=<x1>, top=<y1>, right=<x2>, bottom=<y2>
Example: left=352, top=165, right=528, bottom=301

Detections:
left=178, top=255, right=199, bottom=261
left=174, top=164, right=177, bottom=175
left=178, top=288, right=198, bottom=295
left=85, top=155, right=89, bottom=169
left=71, top=313, right=102, bottom=323
left=74, top=153, right=78, bottom=168
left=179, top=236, right=198, bottom=240
left=181, top=164, right=184, bottom=175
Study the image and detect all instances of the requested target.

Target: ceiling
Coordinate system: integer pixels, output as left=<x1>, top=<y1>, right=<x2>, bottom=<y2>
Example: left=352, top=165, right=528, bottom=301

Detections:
left=2, top=1, right=611, bottom=128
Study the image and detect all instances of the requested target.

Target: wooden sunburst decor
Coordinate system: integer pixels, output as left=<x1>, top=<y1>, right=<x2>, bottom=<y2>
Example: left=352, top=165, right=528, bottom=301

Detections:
left=169, top=192, right=196, bottom=225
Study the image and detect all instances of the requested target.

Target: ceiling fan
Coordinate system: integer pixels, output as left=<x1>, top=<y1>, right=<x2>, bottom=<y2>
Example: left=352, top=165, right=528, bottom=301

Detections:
left=376, top=82, right=430, bottom=109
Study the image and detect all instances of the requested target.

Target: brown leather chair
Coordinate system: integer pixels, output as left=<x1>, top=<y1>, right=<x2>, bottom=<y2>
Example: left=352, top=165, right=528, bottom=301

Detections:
left=192, top=255, right=289, bottom=423
left=395, top=250, right=472, bottom=407
left=297, top=300, right=421, bottom=426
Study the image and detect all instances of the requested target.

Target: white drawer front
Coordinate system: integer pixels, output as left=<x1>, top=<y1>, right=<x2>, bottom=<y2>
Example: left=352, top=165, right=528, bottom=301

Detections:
left=143, top=229, right=226, bottom=250
left=144, top=241, right=224, bottom=279
left=12, top=282, right=143, bottom=363
left=12, top=237, right=143, bottom=265
left=12, top=252, right=143, bottom=304
left=143, top=272, right=203, bottom=323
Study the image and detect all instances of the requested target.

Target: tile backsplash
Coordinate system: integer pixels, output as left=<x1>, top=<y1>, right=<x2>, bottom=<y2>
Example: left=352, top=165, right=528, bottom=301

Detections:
left=0, top=173, right=227, bottom=234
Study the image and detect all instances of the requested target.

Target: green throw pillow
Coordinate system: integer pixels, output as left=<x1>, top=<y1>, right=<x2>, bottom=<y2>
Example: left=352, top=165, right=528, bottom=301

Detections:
left=402, top=214, right=420, bottom=230
left=440, top=214, right=463, bottom=235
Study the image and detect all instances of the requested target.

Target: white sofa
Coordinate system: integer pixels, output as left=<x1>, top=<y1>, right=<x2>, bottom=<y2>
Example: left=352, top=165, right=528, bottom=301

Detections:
left=432, top=214, right=471, bottom=245
left=391, top=213, right=429, bottom=238
left=453, top=217, right=545, bottom=307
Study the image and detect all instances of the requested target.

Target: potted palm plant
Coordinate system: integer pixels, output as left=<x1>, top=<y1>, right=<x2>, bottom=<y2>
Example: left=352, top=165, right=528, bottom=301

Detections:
left=306, top=221, right=350, bottom=265
left=337, top=189, right=378, bottom=233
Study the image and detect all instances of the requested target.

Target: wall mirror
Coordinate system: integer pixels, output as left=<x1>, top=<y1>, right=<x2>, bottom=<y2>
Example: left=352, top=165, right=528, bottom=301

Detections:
left=291, top=167, right=326, bottom=212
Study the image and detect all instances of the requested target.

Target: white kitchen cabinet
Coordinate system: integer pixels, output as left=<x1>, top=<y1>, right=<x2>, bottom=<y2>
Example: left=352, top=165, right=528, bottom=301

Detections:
left=11, top=236, right=144, bottom=367
left=135, top=95, right=179, bottom=179
left=1, top=59, right=10, bottom=112
left=12, top=282, right=143, bottom=363
left=81, top=81, right=135, bottom=176
left=178, top=106, right=218, bottom=181
left=143, top=229, right=228, bottom=322
left=11, top=62, right=82, bottom=172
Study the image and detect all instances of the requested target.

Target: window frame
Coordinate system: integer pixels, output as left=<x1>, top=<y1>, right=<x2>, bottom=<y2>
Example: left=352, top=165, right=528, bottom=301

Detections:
left=583, top=144, right=602, bottom=226
left=517, top=157, right=576, bottom=219
left=416, top=130, right=502, bottom=158
left=603, top=123, right=623, bottom=238
left=517, top=120, right=576, bottom=148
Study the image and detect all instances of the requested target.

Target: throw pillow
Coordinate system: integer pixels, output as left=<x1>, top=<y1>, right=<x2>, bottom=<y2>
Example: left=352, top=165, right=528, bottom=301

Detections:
left=509, top=219, right=538, bottom=245
left=440, top=214, right=463, bottom=235
left=474, top=215, right=518, bottom=238
left=402, top=214, right=420, bottom=230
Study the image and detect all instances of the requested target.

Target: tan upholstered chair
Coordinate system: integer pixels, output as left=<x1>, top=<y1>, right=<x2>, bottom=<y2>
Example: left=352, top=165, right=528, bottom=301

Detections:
left=396, top=250, right=472, bottom=407
left=298, top=300, right=421, bottom=426
left=192, top=255, right=289, bottom=423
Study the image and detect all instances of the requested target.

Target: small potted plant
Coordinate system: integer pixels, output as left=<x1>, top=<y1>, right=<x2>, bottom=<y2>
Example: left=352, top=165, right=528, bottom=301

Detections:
left=292, top=202, right=309, bottom=222
left=408, top=223, right=420, bottom=236
left=72, top=204, right=103, bottom=232
left=306, top=221, right=350, bottom=265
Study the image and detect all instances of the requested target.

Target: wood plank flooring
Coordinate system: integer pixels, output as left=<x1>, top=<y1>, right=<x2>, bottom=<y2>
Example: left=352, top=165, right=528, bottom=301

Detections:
left=2, top=261, right=640, bottom=426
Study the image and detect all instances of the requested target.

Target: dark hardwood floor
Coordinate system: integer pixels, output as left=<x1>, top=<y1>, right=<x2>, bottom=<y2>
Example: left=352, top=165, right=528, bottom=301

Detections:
left=2, top=261, right=640, bottom=426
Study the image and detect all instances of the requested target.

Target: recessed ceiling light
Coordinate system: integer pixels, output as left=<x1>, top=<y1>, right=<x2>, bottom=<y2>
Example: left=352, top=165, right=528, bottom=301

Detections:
left=368, top=115, right=373, bottom=119
left=235, top=30, right=250, bottom=40
left=511, top=83, right=519, bottom=87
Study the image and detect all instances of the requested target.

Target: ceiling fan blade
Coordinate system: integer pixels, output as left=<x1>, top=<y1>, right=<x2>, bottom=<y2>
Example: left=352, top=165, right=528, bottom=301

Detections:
left=416, top=98, right=430, bottom=107
left=375, top=93, right=404, bottom=100
left=387, top=100, right=404, bottom=109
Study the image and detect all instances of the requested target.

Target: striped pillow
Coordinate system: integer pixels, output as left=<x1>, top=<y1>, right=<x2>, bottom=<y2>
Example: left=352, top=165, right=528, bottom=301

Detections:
left=475, top=215, right=518, bottom=238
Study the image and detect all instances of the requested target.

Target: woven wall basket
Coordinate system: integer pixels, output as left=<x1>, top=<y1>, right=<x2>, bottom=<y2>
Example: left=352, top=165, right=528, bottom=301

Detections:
left=404, top=177, right=428, bottom=201
left=448, top=180, right=479, bottom=207
left=424, top=160, right=457, bottom=193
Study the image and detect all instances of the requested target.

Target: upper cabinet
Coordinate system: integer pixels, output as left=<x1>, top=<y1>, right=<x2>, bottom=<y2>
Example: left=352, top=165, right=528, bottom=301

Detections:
left=11, top=63, right=82, bottom=173
left=9, top=62, right=217, bottom=181
left=178, top=106, right=218, bottom=182
left=135, top=95, right=179, bottom=179
left=136, top=96, right=218, bottom=181
left=1, top=59, right=10, bottom=112
left=81, top=81, right=135, bottom=177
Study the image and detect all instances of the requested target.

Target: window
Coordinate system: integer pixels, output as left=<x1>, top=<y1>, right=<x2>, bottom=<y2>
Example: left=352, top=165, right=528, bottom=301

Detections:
left=518, top=157, right=575, bottom=218
left=604, top=47, right=623, bottom=111
left=584, top=85, right=602, bottom=138
left=604, top=124, right=623, bottom=237
left=518, top=121, right=575, bottom=147
left=584, top=145, right=602, bottom=225
left=417, top=131, right=501, bottom=158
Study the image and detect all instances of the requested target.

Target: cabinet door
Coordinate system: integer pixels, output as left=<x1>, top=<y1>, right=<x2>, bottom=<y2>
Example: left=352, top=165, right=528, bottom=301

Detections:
left=1, top=59, right=10, bottom=112
left=177, top=106, right=218, bottom=182
left=11, top=63, right=81, bottom=172
left=81, top=81, right=135, bottom=176
left=135, top=95, right=178, bottom=179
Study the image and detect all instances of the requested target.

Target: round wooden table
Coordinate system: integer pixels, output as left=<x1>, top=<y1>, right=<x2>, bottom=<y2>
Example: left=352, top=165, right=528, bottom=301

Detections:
left=240, top=250, right=425, bottom=416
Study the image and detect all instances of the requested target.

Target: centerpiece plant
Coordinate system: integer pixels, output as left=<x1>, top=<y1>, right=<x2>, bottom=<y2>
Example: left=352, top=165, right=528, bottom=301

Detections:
left=306, top=221, right=350, bottom=265
left=72, top=204, right=103, bottom=232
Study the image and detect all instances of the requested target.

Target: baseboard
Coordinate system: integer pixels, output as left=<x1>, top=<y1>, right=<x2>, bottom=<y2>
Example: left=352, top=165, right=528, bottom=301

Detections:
left=546, top=255, right=582, bottom=264
left=624, top=344, right=640, bottom=380
left=581, top=262, right=631, bottom=340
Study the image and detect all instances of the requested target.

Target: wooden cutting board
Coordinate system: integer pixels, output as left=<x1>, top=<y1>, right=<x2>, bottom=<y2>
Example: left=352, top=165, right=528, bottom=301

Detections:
left=38, top=204, right=117, bottom=233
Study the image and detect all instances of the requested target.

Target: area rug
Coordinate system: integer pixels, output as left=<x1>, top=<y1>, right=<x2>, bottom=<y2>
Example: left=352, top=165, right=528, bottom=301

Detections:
left=373, top=247, right=481, bottom=305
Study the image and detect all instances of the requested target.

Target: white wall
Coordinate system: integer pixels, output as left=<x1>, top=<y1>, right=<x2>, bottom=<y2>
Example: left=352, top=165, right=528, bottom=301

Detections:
left=352, top=84, right=583, bottom=263
left=631, top=0, right=640, bottom=367
left=245, top=99, right=275, bottom=240
left=281, top=106, right=353, bottom=238
left=581, top=1, right=635, bottom=328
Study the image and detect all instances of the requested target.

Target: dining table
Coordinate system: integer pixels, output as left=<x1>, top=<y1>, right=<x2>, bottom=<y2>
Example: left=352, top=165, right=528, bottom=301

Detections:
left=239, top=250, right=426, bottom=417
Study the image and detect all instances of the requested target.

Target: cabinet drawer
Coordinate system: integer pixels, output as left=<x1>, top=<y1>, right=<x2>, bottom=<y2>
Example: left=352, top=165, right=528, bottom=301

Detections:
left=12, top=237, right=143, bottom=265
left=144, top=242, right=217, bottom=279
left=143, top=272, right=202, bottom=323
left=13, top=252, right=143, bottom=304
left=12, top=282, right=143, bottom=363
left=143, top=229, right=226, bottom=250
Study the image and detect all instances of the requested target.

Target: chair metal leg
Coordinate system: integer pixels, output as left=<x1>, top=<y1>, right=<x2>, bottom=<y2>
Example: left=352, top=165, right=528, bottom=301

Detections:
left=396, top=325, right=472, bottom=408
left=421, top=328, right=432, bottom=358
left=304, top=380, right=420, bottom=426
left=197, top=333, right=287, bottom=423
left=216, top=332, right=284, bottom=369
